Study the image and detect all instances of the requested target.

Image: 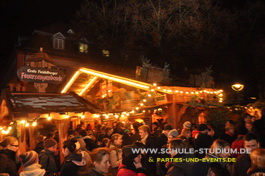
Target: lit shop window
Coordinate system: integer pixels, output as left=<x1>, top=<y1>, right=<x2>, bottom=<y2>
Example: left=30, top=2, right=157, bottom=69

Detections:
left=102, top=50, right=110, bottom=57
left=79, top=43, right=88, bottom=53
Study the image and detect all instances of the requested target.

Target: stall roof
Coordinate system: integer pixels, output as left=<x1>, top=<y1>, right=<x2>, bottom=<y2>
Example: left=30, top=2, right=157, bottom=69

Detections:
left=3, top=91, right=100, bottom=117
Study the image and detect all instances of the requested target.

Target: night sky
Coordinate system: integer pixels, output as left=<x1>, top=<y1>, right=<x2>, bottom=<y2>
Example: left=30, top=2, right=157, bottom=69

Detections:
left=0, top=0, right=83, bottom=71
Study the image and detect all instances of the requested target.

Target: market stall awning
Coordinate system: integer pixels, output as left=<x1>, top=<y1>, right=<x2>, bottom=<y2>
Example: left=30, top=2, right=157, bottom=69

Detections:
left=1, top=90, right=100, bottom=120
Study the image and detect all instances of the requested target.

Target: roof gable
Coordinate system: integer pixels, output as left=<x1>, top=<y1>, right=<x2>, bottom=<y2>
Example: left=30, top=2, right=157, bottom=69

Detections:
left=53, top=32, right=65, bottom=39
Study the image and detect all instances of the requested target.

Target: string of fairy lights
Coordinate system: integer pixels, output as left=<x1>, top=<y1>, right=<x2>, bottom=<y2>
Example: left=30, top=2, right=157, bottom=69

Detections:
left=0, top=84, right=224, bottom=135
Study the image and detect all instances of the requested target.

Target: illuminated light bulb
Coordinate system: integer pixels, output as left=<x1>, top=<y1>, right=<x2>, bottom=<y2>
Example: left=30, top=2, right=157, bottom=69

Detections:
left=180, top=91, right=183, bottom=94
left=153, top=83, right=157, bottom=86
left=191, top=92, right=194, bottom=94
left=131, top=110, right=135, bottom=113
left=8, top=127, right=12, bottom=130
left=186, top=92, right=189, bottom=94
left=142, top=110, right=146, bottom=113
left=219, top=94, right=223, bottom=97
left=126, top=113, right=130, bottom=116
left=32, top=122, right=37, bottom=126
left=135, top=107, right=139, bottom=110
left=115, top=114, right=119, bottom=118
left=81, top=115, right=85, bottom=119
left=93, top=114, right=100, bottom=118
left=21, top=120, right=26, bottom=124
left=175, top=90, right=179, bottom=93
left=121, top=114, right=125, bottom=117
left=65, top=115, right=70, bottom=119
left=167, top=90, right=172, bottom=93
left=157, top=87, right=161, bottom=89
left=151, top=89, right=155, bottom=92
left=47, top=116, right=52, bottom=121
left=163, top=89, right=167, bottom=91
left=25, top=123, right=29, bottom=127
left=0, top=127, right=3, bottom=130
left=108, top=90, right=112, bottom=92
left=158, top=108, right=162, bottom=111
left=143, top=99, right=147, bottom=102
left=148, top=94, right=151, bottom=97
left=140, top=103, right=144, bottom=106
left=105, top=115, right=109, bottom=119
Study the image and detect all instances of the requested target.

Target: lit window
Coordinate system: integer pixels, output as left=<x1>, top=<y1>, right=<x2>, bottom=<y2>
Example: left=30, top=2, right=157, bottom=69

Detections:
left=53, top=38, right=64, bottom=50
left=79, top=43, right=88, bottom=53
left=102, top=50, right=110, bottom=57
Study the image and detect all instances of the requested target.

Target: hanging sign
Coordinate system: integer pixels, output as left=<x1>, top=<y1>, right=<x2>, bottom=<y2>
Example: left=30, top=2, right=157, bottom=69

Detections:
left=17, top=66, right=65, bottom=84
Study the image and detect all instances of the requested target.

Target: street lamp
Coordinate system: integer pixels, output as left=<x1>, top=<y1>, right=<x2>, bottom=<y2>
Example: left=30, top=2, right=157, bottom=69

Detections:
left=231, top=83, right=244, bottom=104
left=231, top=83, right=244, bottom=92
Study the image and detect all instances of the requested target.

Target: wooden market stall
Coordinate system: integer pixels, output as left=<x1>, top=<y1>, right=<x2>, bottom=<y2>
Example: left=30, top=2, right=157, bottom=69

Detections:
left=0, top=90, right=100, bottom=163
left=60, top=67, right=224, bottom=129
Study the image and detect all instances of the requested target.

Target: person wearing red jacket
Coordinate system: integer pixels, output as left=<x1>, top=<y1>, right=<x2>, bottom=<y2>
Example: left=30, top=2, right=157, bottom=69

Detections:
left=117, top=145, right=146, bottom=176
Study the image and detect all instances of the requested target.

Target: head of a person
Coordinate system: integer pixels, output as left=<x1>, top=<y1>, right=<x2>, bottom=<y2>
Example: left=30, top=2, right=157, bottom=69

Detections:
left=62, top=138, right=78, bottom=157
left=225, top=125, right=235, bottom=134
left=207, top=125, right=215, bottom=137
left=167, top=129, right=179, bottom=142
left=163, top=124, right=173, bottom=135
left=244, top=133, right=260, bottom=152
left=225, top=120, right=235, bottom=127
left=244, top=114, right=252, bottom=123
left=111, top=133, right=122, bottom=147
left=46, top=132, right=55, bottom=139
left=132, top=122, right=141, bottom=132
left=209, top=139, right=230, bottom=158
left=116, top=122, right=124, bottom=128
left=90, top=148, right=110, bottom=174
left=100, top=125, right=106, bottom=134
left=168, top=138, right=188, bottom=157
left=245, top=122, right=253, bottom=132
left=0, top=136, right=19, bottom=152
left=180, top=128, right=191, bottom=139
left=78, top=129, right=88, bottom=137
left=44, top=139, right=57, bottom=153
left=36, top=135, right=44, bottom=143
left=122, top=145, right=142, bottom=169
left=197, top=124, right=209, bottom=134
left=138, top=125, right=150, bottom=139
left=183, top=121, right=192, bottom=129
left=105, top=127, right=113, bottom=136
left=101, top=138, right=110, bottom=147
left=249, top=148, right=265, bottom=170
left=19, top=150, right=39, bottom=167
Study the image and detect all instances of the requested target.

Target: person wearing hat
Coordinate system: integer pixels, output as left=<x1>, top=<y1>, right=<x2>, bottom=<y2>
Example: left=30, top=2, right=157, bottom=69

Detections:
left=157, top=124, right=173, bottom=148
left=167, top=129, right=179, bottom=143
left=194, top=124, right=213, bottom=158
left=117, top=145, right=146, bottom=176
left=39, top=139, right=58, bottom=176
left=19, top=150, right=45, bottom=176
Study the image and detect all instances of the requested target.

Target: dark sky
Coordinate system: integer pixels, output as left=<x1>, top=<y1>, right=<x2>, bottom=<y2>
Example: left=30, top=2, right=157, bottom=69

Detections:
left=0, top=0, right=83, bottom=84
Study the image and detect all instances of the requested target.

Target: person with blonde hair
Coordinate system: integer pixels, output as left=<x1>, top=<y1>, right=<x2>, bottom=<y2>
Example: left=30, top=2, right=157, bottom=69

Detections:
left=109, top=133, right=123, bottom=175
left=206, top=139, right=232, bottom=175
left=247, top=149, right=265, bottom=176
left=0, top=136, right=21, bottom=176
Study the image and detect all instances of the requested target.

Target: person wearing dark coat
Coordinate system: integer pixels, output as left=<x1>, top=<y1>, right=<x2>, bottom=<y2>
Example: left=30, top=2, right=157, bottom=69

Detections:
left=166, top=138, right=195, bottom=176
left=194, top=124, right=213, bottom=158
left=138, top=125, right=157, bottom=176
left=39, top=139, right=58, bottom=175
left=253, top=109, right=265, bottom=148
left=60, top=139, right=83, bottom=176
left=233, top=133, right=260, bottom=176
left=0, top=136, right=21, bottom=176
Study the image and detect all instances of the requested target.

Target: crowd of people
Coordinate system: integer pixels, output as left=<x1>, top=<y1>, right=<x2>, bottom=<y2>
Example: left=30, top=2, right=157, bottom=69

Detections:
left=0, top=110, right=265, bottom=176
